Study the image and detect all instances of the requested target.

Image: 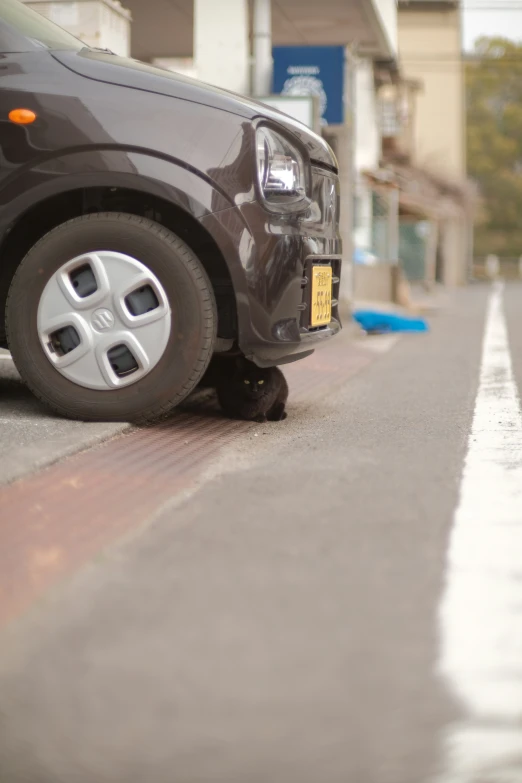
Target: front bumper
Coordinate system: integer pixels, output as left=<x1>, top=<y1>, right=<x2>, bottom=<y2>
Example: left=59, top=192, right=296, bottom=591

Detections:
left=201, top=166, right=342, bottom=366
left=244, top=250, right=342, bottom=366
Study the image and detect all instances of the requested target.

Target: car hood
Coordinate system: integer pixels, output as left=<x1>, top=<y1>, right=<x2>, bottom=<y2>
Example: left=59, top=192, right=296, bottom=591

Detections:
left=52, top=49, right=337, bottom=170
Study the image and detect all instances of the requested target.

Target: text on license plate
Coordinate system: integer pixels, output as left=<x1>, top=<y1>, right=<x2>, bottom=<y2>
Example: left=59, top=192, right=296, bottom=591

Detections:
left=310, top=265, right=332, bottom=327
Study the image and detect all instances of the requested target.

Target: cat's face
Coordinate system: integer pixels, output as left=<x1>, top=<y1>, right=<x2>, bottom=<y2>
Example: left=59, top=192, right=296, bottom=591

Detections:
left=235, top=365, right=273, bottom=398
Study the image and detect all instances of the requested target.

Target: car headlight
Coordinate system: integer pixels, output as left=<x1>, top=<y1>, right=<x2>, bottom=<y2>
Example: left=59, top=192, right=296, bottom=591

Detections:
left=256, top=127, right=308, bottom=209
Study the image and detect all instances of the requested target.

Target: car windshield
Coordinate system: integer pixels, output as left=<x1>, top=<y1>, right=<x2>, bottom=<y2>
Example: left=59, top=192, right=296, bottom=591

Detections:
left=0, top=0, right=86, bottom=52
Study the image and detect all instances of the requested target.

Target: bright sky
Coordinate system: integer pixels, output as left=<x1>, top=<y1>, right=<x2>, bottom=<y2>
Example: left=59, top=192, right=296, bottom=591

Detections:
left=463, top=0, right=522, bottom=50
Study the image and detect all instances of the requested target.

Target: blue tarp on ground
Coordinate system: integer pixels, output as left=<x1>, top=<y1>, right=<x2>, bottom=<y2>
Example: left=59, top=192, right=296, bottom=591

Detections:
left=353, top=309, right=429, bottom=334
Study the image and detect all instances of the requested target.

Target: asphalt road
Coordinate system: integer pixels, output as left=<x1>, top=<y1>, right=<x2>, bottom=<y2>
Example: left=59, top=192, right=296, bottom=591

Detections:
left=1, top=283, right=521, bottom=783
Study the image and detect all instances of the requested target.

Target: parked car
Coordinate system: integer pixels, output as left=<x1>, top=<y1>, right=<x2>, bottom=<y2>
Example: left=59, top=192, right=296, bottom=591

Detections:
left=0, top=0, right=342, bottom=422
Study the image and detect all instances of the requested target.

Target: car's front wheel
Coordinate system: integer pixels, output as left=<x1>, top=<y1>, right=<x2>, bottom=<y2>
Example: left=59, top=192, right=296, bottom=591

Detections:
left=6, top=212, right=217, bottom=422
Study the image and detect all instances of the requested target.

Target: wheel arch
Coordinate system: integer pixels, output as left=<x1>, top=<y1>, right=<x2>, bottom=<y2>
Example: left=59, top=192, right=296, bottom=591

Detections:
left=0, top=183, right=238, bottom=347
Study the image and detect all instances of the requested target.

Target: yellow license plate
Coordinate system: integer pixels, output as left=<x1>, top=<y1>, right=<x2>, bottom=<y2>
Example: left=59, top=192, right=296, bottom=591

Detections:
left=310, top=265, right=332, bottom=327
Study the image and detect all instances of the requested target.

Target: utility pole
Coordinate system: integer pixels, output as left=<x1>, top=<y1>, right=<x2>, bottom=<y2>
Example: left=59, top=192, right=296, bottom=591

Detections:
left=252, top=0, right=272, bottom=97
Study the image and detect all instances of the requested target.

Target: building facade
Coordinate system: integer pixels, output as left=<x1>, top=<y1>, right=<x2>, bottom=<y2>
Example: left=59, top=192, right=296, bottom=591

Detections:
left=396, top=0, right=469, bottom=287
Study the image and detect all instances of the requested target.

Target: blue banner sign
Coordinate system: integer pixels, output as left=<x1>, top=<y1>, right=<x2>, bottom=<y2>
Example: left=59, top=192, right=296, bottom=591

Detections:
left=272, top=45, right=345, bottom=126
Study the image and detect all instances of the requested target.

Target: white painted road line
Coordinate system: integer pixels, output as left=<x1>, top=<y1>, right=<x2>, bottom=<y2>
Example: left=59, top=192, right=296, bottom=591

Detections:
left=437, top=281, right=522, bottom=782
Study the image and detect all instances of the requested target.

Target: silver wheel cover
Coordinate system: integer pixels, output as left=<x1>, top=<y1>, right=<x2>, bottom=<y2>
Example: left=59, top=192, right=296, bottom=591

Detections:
left=37, top=252, right=172, bottom=391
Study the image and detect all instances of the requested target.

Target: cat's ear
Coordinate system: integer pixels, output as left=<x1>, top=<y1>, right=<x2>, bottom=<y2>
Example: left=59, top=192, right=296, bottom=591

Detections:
left=236, top=356, right=248, bottom=371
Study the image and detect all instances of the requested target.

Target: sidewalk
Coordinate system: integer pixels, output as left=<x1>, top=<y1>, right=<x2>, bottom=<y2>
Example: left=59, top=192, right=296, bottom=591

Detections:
left=0, top=351, right=129, bottom=486
left=354, top=282, right=452, bottom=318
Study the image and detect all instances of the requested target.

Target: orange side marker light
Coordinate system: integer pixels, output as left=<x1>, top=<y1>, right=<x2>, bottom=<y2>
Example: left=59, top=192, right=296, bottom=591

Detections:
left=8, top=108, right=37, bottom=125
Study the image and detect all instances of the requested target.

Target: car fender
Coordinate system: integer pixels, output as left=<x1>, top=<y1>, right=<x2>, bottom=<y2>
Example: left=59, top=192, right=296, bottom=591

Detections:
left=0, top=147, right=255, bottom=299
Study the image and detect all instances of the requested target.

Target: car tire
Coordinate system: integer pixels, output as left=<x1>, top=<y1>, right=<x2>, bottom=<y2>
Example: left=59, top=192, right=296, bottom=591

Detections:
left=6, top=212, right=217, bottom=423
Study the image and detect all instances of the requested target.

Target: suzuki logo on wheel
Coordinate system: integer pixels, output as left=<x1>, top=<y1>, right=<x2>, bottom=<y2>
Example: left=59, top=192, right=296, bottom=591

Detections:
left=91, top=308, right=115, bottom=331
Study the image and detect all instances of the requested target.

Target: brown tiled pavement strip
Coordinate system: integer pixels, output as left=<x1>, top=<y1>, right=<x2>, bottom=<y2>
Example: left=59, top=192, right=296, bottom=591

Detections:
left=0, top=335, right=382, bottom=628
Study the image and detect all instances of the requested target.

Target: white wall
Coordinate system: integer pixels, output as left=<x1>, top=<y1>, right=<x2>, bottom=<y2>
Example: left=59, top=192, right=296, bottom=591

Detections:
left=354, top=58, right=381, bottom=251
left=193, top=0, right=249, bottom=94
left=354, top=59, right=380, bottom=172
left=373, top=0, right=398, bottom=59
left=24, top=0, right=131, bottom=57
left=152, top=57, right=198, bottom=79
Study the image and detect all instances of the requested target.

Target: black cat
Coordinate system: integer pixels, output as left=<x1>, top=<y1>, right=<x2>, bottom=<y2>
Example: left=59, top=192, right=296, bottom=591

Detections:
left=208, top=357, right=288, bottom=423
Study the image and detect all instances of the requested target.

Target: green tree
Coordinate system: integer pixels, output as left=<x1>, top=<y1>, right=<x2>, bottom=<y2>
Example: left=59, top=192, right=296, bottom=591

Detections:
left=467, top=37, right=522, bottom=256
